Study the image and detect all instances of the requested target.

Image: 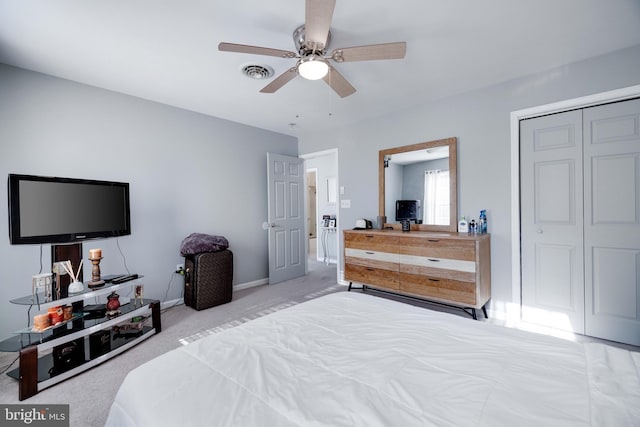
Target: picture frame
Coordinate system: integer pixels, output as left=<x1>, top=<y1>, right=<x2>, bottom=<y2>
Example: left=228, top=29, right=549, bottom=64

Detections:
left=328, top=219, right=336, bottom=228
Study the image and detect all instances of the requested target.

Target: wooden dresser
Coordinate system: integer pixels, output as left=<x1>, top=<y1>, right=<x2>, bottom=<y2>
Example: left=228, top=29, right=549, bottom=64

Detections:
left=344, top=229, right=491, bottom=319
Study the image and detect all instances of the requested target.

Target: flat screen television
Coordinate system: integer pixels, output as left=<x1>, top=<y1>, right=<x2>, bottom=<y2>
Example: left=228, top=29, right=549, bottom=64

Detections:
left=395, top=199, right=421, bottom=222
left=8, top=174, right=131, bottom=245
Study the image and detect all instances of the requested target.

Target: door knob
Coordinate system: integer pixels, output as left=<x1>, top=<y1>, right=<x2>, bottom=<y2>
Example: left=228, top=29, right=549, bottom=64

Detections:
left=262, top=222, right=277, bottom=230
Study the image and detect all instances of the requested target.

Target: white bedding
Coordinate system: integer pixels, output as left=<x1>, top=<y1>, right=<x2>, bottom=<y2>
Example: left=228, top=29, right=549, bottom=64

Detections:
left=105, top=292, right=640, bottom=426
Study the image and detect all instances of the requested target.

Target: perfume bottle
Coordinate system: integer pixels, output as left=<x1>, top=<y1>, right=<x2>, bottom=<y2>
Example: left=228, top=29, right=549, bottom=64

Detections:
left=458, top=216, right=468, bottom=233
left=479, top=210, right=487, bottom=234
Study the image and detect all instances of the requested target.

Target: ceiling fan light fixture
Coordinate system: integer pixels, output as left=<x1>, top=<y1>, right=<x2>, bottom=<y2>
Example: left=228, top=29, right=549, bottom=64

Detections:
left=298, top=55, right=329, bottom=80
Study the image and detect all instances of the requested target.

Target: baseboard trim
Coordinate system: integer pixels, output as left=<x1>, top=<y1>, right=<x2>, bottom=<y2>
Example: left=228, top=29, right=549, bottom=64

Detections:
left=316, top=256, right=337, bottom=264
left=161, top=298, right=183, bottom=310
left=161, top=278, right=268, bottom=309
left=233, top=278, right=269, bottom=291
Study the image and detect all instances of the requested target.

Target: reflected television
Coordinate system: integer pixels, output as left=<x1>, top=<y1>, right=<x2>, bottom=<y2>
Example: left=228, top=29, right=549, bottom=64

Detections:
left=395, top=200, right=420, bottom=222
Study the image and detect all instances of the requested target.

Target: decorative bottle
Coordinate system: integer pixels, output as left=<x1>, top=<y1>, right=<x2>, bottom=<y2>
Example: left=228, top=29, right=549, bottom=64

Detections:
left=458, top=216, right=468, bottom=233
left=106, top=292, right=121, bottom=313
left=479, top=210, right=487, bottom=234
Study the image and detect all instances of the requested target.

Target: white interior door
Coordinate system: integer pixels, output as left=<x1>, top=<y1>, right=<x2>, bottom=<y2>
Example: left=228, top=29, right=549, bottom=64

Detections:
left=520, top=110, right=585, bottom=333
left=267, top=153, right=306, bottom=284
left=521, top=98, right=640, bottom=345
left=583, top=99, right=640, bottom=346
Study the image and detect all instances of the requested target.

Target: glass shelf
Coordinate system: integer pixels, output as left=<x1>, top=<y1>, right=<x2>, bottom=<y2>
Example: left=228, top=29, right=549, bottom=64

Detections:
left=13, top=312, right=88, bottom=335
left=6, top=326, right=154, bottom=383
left=8, top=299, right=153, bottom=350
left=10, top=277, right=143, bottom=310
left=82, top=299, right=154, bottom=329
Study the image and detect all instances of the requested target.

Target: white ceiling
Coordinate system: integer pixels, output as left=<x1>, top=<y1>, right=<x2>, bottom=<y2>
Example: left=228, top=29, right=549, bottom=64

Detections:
left=1, top=1, right=639, bottom=137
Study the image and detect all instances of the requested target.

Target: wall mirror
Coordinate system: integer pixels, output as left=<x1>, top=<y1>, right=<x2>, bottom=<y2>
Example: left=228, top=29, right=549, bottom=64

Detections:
left=379, top=137, right=458, bottom=232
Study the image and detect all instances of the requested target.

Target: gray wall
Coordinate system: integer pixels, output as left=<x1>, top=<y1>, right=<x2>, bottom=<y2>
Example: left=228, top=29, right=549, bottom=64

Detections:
left=0, top=64, right=297, bottom=338
left=298, top=44, right=640, bottom=317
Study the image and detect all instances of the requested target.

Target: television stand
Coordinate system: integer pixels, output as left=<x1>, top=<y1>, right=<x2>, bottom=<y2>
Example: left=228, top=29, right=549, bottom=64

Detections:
left=5, top=279, right=161, bottom=400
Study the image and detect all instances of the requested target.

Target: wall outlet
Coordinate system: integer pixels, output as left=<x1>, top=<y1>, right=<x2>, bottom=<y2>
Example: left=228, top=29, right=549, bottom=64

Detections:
left=176, top=263, right=184, bottom=274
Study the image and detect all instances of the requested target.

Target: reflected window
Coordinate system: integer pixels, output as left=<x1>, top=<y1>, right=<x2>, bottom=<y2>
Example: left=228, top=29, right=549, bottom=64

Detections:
left=423, top=170, right=449, bottom=225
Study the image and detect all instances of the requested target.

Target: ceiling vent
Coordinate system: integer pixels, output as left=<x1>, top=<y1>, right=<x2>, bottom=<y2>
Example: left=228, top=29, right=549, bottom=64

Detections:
left=242, top=65, right=274, bottom=80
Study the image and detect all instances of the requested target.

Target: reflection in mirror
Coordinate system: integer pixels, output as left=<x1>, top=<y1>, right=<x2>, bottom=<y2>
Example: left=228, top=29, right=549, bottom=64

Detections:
left=379, top=138, right=457, bottom=232
left=384, top=146, right=449, bottom=225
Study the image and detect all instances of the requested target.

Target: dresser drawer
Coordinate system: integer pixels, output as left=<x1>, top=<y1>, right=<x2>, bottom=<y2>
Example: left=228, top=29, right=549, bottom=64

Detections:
left=397, top=236, right=476, bottom=261
left=399, top=273, right=476, bottom=306
left=399, top=256, right=476, bottom=282
left=345, top=263, right=399, bottom=291
left=345, top=248, right=399, bottom=271
left=344, top=232, right=401, bottom=253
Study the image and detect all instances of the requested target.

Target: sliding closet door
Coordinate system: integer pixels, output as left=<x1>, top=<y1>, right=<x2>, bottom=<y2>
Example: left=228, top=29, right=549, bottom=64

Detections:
left=583, top=99, right=640, bottom=346
left=520, top=110, right=585, bottom=333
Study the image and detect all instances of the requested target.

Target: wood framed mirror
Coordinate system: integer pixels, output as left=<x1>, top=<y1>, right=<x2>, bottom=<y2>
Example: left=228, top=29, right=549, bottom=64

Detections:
left=379, top=137, right=458, bottom=232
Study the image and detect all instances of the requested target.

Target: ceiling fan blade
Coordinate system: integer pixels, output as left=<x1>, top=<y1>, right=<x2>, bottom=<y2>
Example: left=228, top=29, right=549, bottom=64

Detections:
left=305, top=0, right=336, bottom=50
left=323, top=65, right=356, bottom=98
left=218, top=42, right=297, bottom=59
left=260, top=67, right=298, bottom=93
left=329, top=42, right=407, bottom=62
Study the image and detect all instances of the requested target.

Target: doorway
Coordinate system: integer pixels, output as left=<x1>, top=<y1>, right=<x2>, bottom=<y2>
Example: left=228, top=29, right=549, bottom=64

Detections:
left=301, top=149, right=339, bottom=280
left=306, top=169, right=318, bottom=260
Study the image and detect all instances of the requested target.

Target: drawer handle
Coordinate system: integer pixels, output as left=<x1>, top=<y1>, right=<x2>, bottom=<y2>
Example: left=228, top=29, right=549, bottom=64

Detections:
left=365, top=235, right=375, bottom=238
left=428, top=239, right=440, bottom=243
left=428, top=259, right=440, bottom=262
left=365, top=251, right=375, bottom=255
left=366, top=268, right=374, bottom=271
left=428, top=278, right=440, bottom=282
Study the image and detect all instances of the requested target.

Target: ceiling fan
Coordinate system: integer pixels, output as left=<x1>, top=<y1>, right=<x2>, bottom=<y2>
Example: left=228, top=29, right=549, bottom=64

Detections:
left=218, top=0, right=407, bottom=98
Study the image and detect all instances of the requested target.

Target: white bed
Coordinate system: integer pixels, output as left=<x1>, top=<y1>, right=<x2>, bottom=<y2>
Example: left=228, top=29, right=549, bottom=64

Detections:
left=106, top=292, right=640, bottom=426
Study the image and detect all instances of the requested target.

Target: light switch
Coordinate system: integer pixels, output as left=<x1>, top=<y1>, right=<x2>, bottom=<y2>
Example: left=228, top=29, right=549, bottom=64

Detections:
left=339, top=186, right=345, bottom=195
left=340, top=199, right=351, bottom=208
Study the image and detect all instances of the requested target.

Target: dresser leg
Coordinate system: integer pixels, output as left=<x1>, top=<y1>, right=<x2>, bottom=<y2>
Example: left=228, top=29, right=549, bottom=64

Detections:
left=347, top=282, right=365, bottom=292
left=482, top=305, right=488, bottom=319
left=471, top=309, right=478, bottom=320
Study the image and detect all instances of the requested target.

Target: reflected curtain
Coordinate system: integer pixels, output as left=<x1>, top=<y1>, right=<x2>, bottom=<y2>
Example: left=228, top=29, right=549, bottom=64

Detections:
left=423, top=170, right=450, bottom=225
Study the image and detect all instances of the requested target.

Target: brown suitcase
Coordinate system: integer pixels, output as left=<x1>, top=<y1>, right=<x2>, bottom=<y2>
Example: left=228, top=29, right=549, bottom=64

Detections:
left=184, top=250, right=233, bottom=310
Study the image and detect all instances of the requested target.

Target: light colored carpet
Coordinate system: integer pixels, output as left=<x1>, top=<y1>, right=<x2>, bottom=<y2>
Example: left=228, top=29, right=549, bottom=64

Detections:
left=0, top=259, right=341, bottom=426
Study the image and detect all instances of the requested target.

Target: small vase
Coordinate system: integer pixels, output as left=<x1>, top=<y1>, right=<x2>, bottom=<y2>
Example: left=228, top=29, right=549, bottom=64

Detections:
left=68, top=281, right=84, bottom=293
left=106, top=292, right=121, bottom=312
